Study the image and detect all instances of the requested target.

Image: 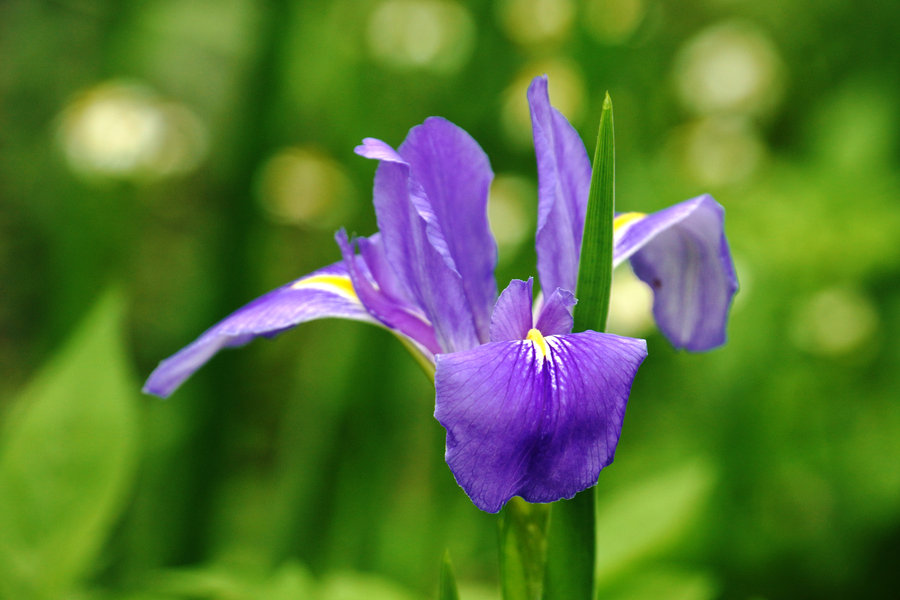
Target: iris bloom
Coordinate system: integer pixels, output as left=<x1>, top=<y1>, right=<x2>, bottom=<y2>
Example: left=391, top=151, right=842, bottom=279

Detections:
left=144, top=76, right=737, bottom=513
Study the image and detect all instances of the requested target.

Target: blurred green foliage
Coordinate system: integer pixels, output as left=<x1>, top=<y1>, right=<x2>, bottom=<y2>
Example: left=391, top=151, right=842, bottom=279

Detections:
left=1, top=0, right=899, bottom=598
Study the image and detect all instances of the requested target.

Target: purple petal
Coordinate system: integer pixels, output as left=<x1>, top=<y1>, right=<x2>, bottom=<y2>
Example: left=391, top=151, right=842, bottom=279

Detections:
left=534, top=288, right=576, bottom=336
left=143, top=262, right=374, bottom=398
left=356, top=119, right=496, bottom=352
left=489, top=278, right=534, bottom=343
left=336, top=230, right=440, bottom=355
left=528, top=75, right=591, bottom=295
left=614, top=195, right=738, bottom=351
left=434, top=331, right=647, bottom=513
left=398, top=117, right=498, bottom=339
left=355, top=137, right=404, bottom=163
left=356, top=232, right=414, bottom=306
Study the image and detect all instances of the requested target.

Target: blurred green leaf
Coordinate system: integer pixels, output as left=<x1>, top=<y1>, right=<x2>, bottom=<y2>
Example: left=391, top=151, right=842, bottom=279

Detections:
left=601, top=566, right=718, bottom=600
left=154, top=562, right=424, bottom=600
left=64, top=588, right=179, bottom=600
left=153, top=561, right=315, bottom=600
left=439, top=551, right=460, bottom=600
left=0, top=290, right=140, bottom=599
left=318, top=571, right=422, bottom=600
left=594, top=460, right=715, bottom=586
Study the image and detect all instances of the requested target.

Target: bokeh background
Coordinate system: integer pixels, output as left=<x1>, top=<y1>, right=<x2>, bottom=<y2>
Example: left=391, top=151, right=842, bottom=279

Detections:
left=2, top=0, right=899, bottom=598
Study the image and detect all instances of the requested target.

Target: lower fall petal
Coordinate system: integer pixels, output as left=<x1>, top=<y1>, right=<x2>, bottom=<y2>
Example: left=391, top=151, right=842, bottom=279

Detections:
left=434, top=331, right=647, bottom=513
left=143, top=262, right=374, bottom=398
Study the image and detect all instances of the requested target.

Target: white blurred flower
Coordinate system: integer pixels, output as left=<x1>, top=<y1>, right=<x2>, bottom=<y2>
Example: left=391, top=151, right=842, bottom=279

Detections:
left=58, top=81, right=207, bottom=180
left=488, top=174, right=536, bottom=259
left=367, top=0, right=475, bottom=73
left=668, top=115, right=766, bottom=186
left=502, top=59, right=586, bottom=147
left=606, top=267, right=655, bottom=339
left=791, top=287, right=879, bottom=357
left=585, top=0, right=646, bottom=44
left=256, top=147, right=355, bottom=229
left=674, top=22, right=784, bottom=117
left=496, top=0, right=575, bottom=45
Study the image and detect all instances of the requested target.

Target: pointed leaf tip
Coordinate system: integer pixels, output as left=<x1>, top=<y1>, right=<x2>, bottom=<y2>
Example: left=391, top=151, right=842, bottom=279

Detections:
left=439, top=550, right=460, bottom=600
left=573, top=93, right=615, bottom=334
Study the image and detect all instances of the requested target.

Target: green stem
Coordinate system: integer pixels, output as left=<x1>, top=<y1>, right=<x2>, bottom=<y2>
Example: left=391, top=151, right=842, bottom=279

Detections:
left=542, top=490, right=596, bottom=600
left=395, top=334, right=436, bottom=381
left=499, top=498, right=551, bottom=600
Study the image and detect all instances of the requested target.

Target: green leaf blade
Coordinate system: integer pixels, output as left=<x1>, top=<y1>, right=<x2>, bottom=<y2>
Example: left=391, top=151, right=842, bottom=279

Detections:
left=439, top=550, right=461, bottom=600
left=594, top=460, right=716, bottom=586
left=573, top=92, right=616, bottom=334
left=0, top=290, right=140, bottom=599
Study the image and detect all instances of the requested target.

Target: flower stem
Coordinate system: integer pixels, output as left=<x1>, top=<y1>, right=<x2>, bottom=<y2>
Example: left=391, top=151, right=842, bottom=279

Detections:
left=395, top=334, right=436, bottom=380
left=542, top=490, right=596, bottom=599
left=499, top=498, right=551, bottom=600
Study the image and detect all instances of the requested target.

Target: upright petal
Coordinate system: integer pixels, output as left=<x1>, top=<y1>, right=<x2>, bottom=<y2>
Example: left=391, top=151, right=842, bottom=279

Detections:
left=489, top=278, right=534, bottom=343
left=613, top=195, right=738, bottom=351
left=356, top=119, right=497, bottom=351
left=399, top=118, right=498, bottom=338
left=534, top=288, right=576, bottom=336
left=434, top=331, right=647, bottom=513
left=528, top=75, right=591, bottom=295
left=143, top=262, right=375, bottom=398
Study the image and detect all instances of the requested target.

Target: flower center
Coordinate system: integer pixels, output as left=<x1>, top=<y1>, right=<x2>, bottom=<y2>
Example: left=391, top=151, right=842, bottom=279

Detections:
left=526, top=328, right=549, bottom=358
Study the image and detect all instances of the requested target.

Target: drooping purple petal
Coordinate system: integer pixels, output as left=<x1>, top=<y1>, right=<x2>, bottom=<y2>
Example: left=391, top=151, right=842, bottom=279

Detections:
left=528, top=75, right=591, bottom=296
left=355, top=119, right=496, bottom=352
left=336, top=230, right=440, bottom=355
left=356, top=232, right=415, bottom=307
left=613, top=195, right=738, bottom=351
left=434, top=330, right=647, bottom=513
left=489, top=278, right=534, bottom=343
left=534, top=288, right=576, bottom=336
left=143, top=262, right=375, bottom=398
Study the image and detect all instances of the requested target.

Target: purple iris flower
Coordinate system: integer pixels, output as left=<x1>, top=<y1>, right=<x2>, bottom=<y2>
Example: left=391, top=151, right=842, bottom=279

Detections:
left=144, top=75, right=736, bottom=513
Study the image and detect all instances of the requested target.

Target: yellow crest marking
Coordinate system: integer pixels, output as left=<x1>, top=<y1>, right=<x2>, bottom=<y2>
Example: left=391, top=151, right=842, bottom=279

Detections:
left=526, top=328, right=549, bottom=359
left=291, top=274, right=357, bottom=300
left=613, top=212, right=646, bottom=233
